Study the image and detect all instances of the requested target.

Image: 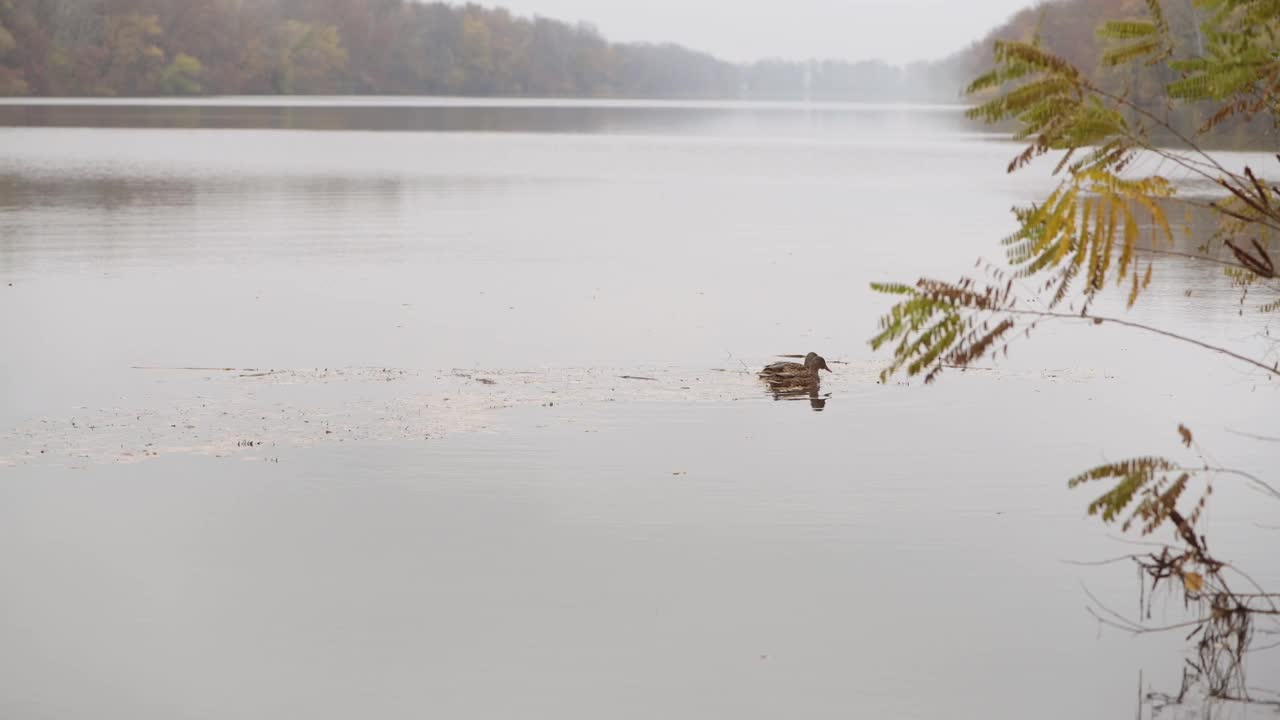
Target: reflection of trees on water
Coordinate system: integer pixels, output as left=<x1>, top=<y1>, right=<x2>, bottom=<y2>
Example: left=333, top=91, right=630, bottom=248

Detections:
left=1144, top=673, right=1280, bottom=719
left=0, top=172, right=415, bottom=272
left=0, top=103, right=982, bottom=140
left=0, top=173, right=410, bottom=214
left=0, top=173, right=201, bottom=212
left=0, top=172, right=201, bottom=272
left=1125, top=198, right=1278, bottom=336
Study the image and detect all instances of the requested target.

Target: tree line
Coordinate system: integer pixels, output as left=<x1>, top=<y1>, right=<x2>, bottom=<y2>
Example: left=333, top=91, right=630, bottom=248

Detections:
left=950, top=0, right=1269, bottom=145
left=0, top=0, right=956, bottom=99
left=0, top=0, right=1270, bottom=148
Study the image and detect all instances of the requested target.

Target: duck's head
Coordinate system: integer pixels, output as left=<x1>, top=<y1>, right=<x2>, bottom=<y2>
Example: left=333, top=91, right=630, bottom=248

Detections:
left=804, top=352, right=832, bottom=373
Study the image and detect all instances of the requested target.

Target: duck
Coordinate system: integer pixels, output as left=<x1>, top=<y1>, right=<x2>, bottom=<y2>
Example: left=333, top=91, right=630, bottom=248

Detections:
left=759, top=352, right=832, bottom=384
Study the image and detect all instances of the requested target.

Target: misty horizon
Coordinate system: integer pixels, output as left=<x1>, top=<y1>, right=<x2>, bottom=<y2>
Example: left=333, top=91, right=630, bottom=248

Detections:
left=475, top=0, right=1035, bottom=65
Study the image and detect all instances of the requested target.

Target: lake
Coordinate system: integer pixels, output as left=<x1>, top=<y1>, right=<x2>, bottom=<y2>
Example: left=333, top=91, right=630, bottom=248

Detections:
left=0, top=98, right=1276, bottom=719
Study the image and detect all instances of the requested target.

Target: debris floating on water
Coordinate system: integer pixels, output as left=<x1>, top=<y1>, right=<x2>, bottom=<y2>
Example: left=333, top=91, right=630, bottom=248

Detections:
left=0, top=360, right=949, bottom=467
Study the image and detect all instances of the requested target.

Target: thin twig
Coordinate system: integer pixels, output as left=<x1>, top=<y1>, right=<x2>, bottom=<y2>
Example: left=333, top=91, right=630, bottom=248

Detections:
left=1226, top=428, right=1280, bottom=443
left=1138, top=245, right=1254, bottom=272
left=1063, top=554, right=1145, bottom=567
left=999, top=308, right=1280, bottom=378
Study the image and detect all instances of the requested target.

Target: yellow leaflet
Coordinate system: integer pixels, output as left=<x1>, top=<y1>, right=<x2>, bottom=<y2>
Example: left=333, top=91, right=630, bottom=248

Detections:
left=1052, top=197, right=1080, bottom=265
left=1072, top=198, right=1093, bottom=270
left=1100, top=200, right=1118, bottom=280
left=1038, top=186, right=1079, bottom=255
left=1119, top=205, right=1138, bottom=281
left=1132, top=194, right=1174, bottom=245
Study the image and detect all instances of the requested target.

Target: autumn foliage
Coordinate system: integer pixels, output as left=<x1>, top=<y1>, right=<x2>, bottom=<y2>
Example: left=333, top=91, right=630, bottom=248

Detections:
left=0, top=0, right=957, bottom=99
left=872, top=0, right=1280, bottom=703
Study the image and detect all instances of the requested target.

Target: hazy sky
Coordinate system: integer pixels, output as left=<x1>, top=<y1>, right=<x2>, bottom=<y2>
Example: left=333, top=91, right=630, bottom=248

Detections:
left=489, top=0, right=1034, bottom=64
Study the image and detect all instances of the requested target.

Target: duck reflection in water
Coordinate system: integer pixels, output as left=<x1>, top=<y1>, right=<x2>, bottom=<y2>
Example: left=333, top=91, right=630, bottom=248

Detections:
left=759, top=352, right=833, bottom=412
left=768, top=384, right=830, bottom=411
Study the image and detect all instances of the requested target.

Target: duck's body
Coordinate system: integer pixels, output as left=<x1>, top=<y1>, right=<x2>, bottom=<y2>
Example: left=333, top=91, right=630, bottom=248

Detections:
left=759, top=352, right=831, bottom=384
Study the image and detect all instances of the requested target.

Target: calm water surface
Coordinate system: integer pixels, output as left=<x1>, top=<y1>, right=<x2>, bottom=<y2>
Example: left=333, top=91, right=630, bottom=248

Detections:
left=0, top=99, right=1276, bottom=719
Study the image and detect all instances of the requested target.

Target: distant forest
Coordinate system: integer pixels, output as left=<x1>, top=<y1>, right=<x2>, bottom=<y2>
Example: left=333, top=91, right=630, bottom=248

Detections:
left=949, top=0, right=1203, bottom=108
left=0, top=0, right=1272, bottom=147
left=949, top=0, right=1272, bottom=144
left=0, top=0, right=959, bottom=99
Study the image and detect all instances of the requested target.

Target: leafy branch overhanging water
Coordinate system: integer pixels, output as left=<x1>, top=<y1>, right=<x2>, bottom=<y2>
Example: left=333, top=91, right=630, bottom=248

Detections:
left=870, top=0, right=1280, bottom=707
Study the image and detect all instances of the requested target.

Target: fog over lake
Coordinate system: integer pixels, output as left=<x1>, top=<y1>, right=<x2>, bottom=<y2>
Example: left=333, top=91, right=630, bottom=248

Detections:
left=0, top=100, right=1276, bottom=720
